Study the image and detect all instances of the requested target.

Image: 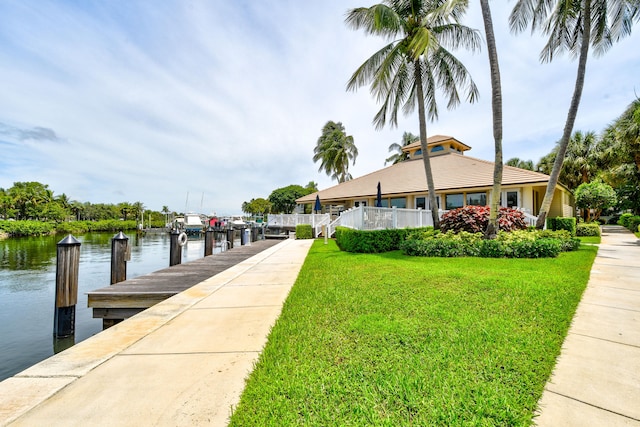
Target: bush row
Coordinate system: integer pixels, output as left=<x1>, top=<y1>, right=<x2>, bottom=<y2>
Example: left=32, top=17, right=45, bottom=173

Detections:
left=400, top=230, right=580, bottom=258
left=335, top=227, right=431, bottom=253
left=576, top=223, right=601, bottom=237
left=0, top=220, right=139, bottom=237
left=546, top=217, right=577, bottom=236
left=618, top=213, right=640, bottom=233
left=295, top=224, right=313, bottom=239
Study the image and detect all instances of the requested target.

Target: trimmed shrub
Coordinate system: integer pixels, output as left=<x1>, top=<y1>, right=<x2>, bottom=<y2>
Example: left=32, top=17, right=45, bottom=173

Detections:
left=546, top=217, right=577, bottom=236
left=618, top=213, right=633, bottom=228
left=401, top=228, right=578, bottom=258
left=295, top=224, right=313, bottom=239
left=335, top=226, right=431, bottom=253
left=627, top=216, right=640, bottom=233
left=440, top=206, right=527, bottom=234
left=576, top=223, right=601, bottom=237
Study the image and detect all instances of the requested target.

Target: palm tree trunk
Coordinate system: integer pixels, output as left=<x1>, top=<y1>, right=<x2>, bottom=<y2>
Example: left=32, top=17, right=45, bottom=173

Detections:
left=481, top=0, right=503, bottom=239
left=414, top=60, right=440, bottom=229
left=536, top=0, right=592, bottom=229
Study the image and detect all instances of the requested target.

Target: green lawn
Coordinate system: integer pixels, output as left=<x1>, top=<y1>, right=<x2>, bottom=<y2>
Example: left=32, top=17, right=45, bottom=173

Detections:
left=229, top=240, right=598, bottom=426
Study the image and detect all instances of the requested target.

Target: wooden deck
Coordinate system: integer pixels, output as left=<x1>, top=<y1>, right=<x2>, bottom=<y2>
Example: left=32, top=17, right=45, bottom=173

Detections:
left=88, top=239, right=283, bottom=327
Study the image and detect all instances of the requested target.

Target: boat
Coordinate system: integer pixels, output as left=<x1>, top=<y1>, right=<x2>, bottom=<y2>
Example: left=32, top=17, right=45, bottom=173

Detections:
left=183, top=213, right=205, bottom=235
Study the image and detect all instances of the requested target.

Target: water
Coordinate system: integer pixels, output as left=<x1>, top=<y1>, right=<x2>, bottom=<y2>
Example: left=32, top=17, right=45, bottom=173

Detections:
left=0, top=231, right=212, bottom=381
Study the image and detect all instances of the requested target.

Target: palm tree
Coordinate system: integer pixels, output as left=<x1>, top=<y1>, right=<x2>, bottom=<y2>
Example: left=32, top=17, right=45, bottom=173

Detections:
left=385, top=131, right=418, bottom=165
left=480, top=0, right=503, bottom=238
left=313, top=121, right=358, bottom=183
left=562, top=130, right=599, bottom=189
left=510, top=0, right=639, bottom=228
left=346, top=0, right=480, bottom=229
left=505, top=157, right=535, bottom=170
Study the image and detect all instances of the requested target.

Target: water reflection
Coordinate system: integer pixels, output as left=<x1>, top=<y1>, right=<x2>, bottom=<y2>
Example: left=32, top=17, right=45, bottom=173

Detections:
left=0, top=231, right=207, bottom=381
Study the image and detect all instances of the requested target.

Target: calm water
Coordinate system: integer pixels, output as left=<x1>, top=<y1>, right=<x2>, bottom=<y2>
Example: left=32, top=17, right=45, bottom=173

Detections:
left=0, top=231, right=213, bottom=381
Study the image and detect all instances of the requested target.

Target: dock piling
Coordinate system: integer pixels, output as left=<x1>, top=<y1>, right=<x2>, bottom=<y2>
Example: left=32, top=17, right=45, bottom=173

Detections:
left=205, top=227, right=215, bottom=256
left=170, top=229, right=182, bottom=266
left=54, top=234, right=81, bottom=338
left=110, top=231, right=129, bottom=284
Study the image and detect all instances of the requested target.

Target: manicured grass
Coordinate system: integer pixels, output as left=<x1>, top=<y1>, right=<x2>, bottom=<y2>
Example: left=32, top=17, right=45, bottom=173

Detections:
left=229, top=240, right=597, bottom=426
left=579, top=236, right=601, bottom=244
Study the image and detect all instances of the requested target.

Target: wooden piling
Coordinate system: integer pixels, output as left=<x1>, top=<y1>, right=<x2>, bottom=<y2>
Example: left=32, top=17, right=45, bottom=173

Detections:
left=205, top=227, right=215, bottom=256
left=110, top=231, right=129, bottom=285
left=170, top=229, right=182, bottom=266
left=226, top=229, right=234, bottom=249
left=54, top=234, right=81, bottom=338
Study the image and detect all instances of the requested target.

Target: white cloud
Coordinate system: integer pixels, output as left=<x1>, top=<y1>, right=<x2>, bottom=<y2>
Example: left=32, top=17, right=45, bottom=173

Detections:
left=0, top=1, right=638, bottom=215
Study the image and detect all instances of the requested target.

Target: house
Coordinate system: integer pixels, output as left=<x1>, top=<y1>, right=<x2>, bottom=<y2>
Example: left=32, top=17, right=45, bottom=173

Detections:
left=296, top=135, right=574, bottom=218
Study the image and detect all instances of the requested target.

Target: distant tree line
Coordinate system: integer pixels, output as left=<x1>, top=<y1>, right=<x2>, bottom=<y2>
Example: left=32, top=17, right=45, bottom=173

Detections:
left=0, top=181, right=171, bottom=224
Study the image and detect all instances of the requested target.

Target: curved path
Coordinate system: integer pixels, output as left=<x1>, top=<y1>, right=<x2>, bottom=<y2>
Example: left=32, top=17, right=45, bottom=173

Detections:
left=535, top=225, right=640, bottom=426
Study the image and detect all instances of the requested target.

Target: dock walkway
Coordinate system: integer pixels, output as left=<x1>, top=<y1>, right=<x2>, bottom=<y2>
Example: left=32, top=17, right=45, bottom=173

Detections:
left=1, top=238, right=314, bottom=426
left=88, top=239, right=282, bottom=325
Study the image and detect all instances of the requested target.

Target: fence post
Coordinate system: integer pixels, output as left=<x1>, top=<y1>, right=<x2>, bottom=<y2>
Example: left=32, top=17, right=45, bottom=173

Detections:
left=110, top=231, right=129, bottom=285
left=54, top=234, right=81, bottom=338
left=392, top=206, right=397, bottom=229
left=205, top=226, right=215, bottom=256
left=169, top=229, right=182, bottom=266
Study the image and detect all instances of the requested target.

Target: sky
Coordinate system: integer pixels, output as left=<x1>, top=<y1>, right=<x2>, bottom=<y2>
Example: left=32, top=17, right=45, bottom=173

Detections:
left=0, top=1, right=638, bottom=216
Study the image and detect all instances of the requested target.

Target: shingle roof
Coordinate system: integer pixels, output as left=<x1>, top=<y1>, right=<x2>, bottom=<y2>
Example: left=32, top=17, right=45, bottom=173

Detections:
left=297, top=153, right=553, bottom=203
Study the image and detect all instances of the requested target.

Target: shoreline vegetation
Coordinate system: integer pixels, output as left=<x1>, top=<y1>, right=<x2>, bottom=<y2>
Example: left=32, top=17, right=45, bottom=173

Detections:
left=0, top=219, right=148, bottom=239
left=229, top=239, right=598, bottom=426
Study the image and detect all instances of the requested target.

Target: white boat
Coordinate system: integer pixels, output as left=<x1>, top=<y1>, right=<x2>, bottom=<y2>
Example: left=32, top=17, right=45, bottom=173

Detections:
left=183, top=213, right=205, bottom=235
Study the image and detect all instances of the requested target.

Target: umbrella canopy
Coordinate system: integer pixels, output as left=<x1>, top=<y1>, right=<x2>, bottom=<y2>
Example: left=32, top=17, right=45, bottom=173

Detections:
left=376, top=182, right=382, bottom=207
left=314, top=194, right=322, bottom=213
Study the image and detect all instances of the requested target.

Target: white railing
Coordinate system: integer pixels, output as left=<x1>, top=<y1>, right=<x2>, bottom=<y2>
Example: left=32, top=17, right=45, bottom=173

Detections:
left=271, top=207, right=539, bottom=237
left=327, top=206, right=441, bottom=237
left=266, top=213, right=331, bottom=237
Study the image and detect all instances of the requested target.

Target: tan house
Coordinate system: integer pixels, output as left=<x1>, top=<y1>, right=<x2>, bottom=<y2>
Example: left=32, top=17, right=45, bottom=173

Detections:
left=297, top=135, right=574, bottom=218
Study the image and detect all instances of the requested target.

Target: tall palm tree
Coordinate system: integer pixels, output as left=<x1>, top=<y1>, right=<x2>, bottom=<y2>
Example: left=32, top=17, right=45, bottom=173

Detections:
left=313, top=121, right=358, bottom=183
left=385, top=131, right=418, bottom=165
left=510, top=0, right=639, bottom=228
left=346, top=0, right=480, bottom=229
left=480, top=0, right=503, bottom=238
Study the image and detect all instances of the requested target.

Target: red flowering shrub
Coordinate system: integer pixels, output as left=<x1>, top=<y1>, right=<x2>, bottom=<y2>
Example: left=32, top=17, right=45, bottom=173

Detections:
left=440, top=206, right=527, bottom=233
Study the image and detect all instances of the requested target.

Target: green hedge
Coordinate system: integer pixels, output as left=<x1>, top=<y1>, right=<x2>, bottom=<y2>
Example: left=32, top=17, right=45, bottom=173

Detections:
left=627, top=216, right=640, bottom=234
left=618, top=213, right=634, bottom=228
left=546, top=217, right=577, bottom=236
left=400, top=230, right=579, bottom=258
left=335, top=227, right=431, bottom=253
left=576, top=223, right=601, bottom=237
left=295, top=224, right=313, bottom=239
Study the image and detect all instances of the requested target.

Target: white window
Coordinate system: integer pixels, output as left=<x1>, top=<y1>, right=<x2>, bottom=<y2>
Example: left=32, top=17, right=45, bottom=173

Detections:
left=501, top=190, right=520, bottom=208
left=416, top=195, right=440, bottom=210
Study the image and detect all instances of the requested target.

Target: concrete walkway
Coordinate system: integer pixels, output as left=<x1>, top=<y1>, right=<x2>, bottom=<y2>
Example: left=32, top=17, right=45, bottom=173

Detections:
left=0, top=238, right=314, bottom=426
left=535, top=225, right=640, bottom=426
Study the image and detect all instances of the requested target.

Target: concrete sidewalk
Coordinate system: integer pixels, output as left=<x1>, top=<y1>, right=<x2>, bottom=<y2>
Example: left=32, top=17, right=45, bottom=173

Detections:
left=535, top=225, right=640, bottom=426
left=1, top=238, right=314, bottom=426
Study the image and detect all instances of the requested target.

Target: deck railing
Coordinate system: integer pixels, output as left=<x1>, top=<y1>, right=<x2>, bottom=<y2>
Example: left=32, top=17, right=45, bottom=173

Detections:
left=270, top=207, right=539, bottom=237
left=266, top=213, right=331, bottom=238
left=327, top=206, right=442, bottom=237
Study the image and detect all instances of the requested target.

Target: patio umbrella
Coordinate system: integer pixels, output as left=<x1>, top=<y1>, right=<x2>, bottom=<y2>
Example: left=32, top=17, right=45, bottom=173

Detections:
left=376, top=182, right=382, bottom=207
left=314, top=194, right=321, bottom=213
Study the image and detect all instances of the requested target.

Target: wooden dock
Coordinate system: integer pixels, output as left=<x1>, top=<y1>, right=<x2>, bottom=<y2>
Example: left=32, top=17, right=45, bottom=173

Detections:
left=88, top=239, right=283, bottom=327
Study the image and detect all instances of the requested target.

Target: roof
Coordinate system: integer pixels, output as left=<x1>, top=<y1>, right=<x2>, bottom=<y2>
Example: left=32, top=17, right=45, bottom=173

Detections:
left=402, top=134, right=471, bottom=153
left=297, top=153, right=555, bottom=203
